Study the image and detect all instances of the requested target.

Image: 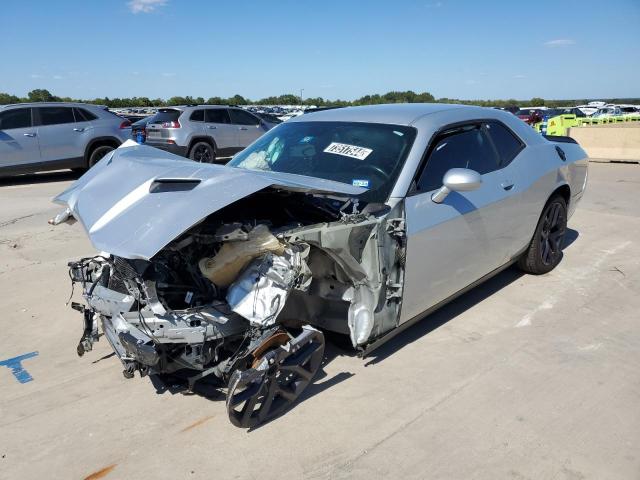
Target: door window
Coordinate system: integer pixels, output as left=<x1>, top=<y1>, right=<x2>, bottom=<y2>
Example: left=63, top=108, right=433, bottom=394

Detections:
left=0, top=108, right=32, bottom=130
left=36, top=107, right=75, bottom=126
left=205, top=109, right=230, bottom=124
left=483, top=122, right=523, bottom=167
left=416, top=124, right=499, bottom=193
left=229, top=109, right=260, bottom=126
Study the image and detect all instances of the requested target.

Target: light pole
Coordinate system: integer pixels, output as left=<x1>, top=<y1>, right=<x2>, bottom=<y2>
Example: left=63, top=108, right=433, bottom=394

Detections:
left=300, top=89, right=304, bottom=106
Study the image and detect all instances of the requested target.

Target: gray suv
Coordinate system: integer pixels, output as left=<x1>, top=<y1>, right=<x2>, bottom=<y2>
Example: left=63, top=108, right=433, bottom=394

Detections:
left=144, top=105, right=275, bottom=163
left=0, top=102, right=132, bottom=176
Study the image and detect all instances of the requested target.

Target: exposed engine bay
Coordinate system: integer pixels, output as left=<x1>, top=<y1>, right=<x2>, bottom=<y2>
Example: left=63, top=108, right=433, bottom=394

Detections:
left=62, top=187, right=406, bottom=427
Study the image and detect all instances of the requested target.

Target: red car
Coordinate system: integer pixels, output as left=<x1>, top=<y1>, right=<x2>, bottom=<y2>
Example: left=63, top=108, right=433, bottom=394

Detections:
left=515, top=109, right=545, bottom=125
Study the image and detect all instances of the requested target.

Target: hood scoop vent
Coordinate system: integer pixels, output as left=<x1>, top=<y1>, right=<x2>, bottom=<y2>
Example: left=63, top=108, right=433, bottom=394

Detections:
left=150, top=178, right=202, bottom=193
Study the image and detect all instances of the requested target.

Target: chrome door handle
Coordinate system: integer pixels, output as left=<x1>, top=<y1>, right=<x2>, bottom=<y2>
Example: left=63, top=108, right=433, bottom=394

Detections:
left=73, top=128, right=85, bottom=132
left=239, top=127, right=248, bottom=130
left=501, top=181, right=514, bottom=191
left=23, top=133, right=36, bottom=137
left=207, top=125, right=217, bottom=129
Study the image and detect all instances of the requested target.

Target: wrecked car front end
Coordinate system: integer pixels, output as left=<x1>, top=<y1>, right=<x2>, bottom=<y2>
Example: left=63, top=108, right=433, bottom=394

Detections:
left=55, top=133, right=410, bottom=427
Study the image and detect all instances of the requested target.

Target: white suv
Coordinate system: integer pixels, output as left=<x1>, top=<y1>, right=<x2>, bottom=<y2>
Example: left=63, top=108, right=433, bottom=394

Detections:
left=143, top=105, right=277, bottom=163
left=0, top=102, right=132, bottom=176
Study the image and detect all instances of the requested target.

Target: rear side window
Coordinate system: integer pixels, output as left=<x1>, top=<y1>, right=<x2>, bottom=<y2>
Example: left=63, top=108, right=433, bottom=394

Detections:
left=37, top=107, right=75, bottom=126
left=190, top=109, right=204, bottom=122
left=484, top=122, right=523, bottom=167
left=0, top=108, right=32, bottom=130
left=205, top=109, right=230, bottom=124
left=74, top=107, right=97, bottom=122
left=417, top=125, right=499, bottom=193
left=229, top=109, right=260, bottom=126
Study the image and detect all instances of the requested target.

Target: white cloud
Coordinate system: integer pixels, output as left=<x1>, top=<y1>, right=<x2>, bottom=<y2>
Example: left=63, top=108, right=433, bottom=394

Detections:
left=513, top=74, right=526, bottom=79
left=53, top=75, right=64, bottom=80
left=161, top=72, right=176, bottom=77
left=426, top=1, right=443, bottom=7
left=544, top=38, right=576, bottom=47
left=128, top=0, right=167, bottom=14
left=30, top=74, right=43, bottom=79
left=465, top=79, right=477, bottom=85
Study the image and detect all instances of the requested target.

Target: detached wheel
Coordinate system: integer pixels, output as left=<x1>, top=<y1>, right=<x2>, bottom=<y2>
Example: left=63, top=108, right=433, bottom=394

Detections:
left=226, top=327, right=325, bottom=428
left=189, top=142, right=215, bottom=163
left=88, top=145, right=115, bottom=168
left=518, top=195, right=567, bottom=274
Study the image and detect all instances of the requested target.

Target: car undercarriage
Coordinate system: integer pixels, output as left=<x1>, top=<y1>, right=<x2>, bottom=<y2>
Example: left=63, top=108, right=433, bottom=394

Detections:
left=64, top=188, right=406, bottom=427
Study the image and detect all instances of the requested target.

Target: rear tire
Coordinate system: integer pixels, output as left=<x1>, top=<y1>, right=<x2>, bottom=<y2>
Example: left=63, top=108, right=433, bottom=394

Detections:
left=518, top=195, right=568, bottom=275
left=88, top=145, right=115, bottom=168
left=189, top=141, right=215, bottom=163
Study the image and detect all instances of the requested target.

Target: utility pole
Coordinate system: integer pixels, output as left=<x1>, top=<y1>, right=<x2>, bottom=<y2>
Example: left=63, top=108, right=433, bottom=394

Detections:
left=300, top=88, right=304, bottom=106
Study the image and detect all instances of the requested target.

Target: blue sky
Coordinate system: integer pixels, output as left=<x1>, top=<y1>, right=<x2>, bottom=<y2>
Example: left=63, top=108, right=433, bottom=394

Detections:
left=1, top=0, right=638, bottom=101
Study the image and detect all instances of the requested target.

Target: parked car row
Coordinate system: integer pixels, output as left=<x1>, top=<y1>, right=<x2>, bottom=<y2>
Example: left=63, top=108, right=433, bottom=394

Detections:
left=0, top=102, right=283, bottom=176
left=1, top=98, right=637, bottom=177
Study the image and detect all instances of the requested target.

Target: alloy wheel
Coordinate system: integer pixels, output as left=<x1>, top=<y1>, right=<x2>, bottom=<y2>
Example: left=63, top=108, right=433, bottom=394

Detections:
left=539, top=201, right=566, bottom=266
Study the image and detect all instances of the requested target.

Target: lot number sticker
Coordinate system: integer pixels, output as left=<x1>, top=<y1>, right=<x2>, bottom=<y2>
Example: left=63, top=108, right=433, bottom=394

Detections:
left=324, top=142, right=373, bottom=160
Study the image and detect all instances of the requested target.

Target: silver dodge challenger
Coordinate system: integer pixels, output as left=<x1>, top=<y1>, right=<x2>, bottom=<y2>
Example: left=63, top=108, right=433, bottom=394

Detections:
left=53, top=104, right=588, bottom=427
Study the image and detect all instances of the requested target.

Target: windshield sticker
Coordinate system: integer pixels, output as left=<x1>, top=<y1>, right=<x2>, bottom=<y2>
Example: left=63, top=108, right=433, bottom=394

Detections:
left=324, top=142, right=373, bottom=160
left=351, top=179, right=370, bottom=188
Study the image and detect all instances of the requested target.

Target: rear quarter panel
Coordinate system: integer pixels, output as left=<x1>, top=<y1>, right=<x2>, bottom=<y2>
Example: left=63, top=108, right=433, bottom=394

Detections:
left=504, top=139, right=588, bottom=253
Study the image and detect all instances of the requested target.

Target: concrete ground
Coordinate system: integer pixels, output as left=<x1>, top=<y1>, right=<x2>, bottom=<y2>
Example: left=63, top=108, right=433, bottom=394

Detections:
left=0, top=163, right=638, bottom=480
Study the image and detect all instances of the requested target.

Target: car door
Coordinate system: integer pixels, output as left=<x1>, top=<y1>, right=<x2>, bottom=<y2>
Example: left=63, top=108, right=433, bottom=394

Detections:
left=0, top=107, right=40, bottom=168
left=400, top=123, right=517, bottom=324
left=482, top=121, right=529, bottom=257
left=228, top=109, right=265, bottom=149
left=34, top=106, right=84, bottom=162
left=204, top=108, right=236, bottom=156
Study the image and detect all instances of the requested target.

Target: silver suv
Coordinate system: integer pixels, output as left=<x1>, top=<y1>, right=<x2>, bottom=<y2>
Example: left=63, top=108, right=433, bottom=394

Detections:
left=0, top=102, right=132, bottom=176
left=144, top=105, right=276, bottom=162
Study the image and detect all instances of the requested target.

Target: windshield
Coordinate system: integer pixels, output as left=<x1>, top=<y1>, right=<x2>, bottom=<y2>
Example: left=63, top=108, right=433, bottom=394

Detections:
left=228, top=121, right=417, bottom=203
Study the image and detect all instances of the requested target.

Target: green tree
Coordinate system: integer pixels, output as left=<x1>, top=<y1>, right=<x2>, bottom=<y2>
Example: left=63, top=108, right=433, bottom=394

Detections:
left=530, top=97, right=545, bottom=106
left=228, top=94, right=247, bottom=105
left=0, top=92, right=21, bottom=104
left=27, top=89, right=58, bottom=102
left=167, top=96, right=188, bottom=105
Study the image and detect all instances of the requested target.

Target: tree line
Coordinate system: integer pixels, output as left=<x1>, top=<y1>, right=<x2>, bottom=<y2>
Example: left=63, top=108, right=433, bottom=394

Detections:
left=1, top=89, right=637, bottom=109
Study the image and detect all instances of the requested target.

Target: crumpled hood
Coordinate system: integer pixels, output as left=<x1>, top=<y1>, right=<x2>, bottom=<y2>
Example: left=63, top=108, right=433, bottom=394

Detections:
left=53, top=144, right=364, bottom=260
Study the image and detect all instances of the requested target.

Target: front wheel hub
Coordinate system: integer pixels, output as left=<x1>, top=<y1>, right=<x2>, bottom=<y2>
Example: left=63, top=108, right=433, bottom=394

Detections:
left=226, top=326, right=325, bottom=428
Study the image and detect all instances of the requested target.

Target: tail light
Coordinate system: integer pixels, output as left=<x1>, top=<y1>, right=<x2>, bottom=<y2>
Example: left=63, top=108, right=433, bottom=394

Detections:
left=119, top=120, right=132, bottom=129
left=161, top=120, right=181, bottom=128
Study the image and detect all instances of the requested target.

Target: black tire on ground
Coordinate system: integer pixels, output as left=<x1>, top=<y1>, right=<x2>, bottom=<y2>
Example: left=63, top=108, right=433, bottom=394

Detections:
left=189, top=141, right=215, bottom=163
left=518, top=194, right=568, bottom=275
left=88, top=145, right=115, bottom=168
